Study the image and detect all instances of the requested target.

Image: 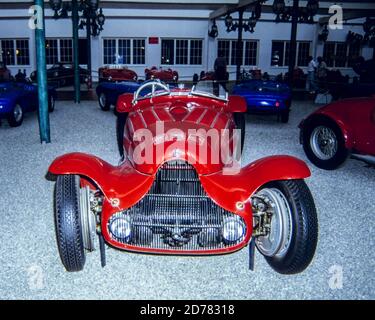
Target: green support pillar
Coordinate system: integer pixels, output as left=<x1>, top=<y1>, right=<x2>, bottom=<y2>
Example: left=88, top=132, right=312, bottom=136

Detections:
left=35, top=0, right=50, bottom=143
left=236, top=9, right=244, bottom=84
left=72, top=0, right=80, bottom=103
left=288, top=0, right=299, bottom=89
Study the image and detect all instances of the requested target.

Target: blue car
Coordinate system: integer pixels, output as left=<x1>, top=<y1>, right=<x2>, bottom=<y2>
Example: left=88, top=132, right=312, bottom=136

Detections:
left=96, top=81, right=142, bottom=111
left=0, top=81, right=56, bottom=127
left=232, top=79, right=292, bottom=123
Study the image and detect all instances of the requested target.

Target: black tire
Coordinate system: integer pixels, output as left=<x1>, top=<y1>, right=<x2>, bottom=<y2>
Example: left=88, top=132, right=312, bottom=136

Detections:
left=302, top=117, right=349, bottom=170
left=54, top=175, right=86, bottom=272
left=7, top=103, right=23, bottom=127
left=98, top=92, right=110, bottom=111
left=233, top=113, right=245, bottom=153
left=256, top=180, right=318, bottom=275
left=48, top=95, right=55, bottom=113
left=280, top=110, right=289, bottom=123
left=116, top=113, right=128, bottom=160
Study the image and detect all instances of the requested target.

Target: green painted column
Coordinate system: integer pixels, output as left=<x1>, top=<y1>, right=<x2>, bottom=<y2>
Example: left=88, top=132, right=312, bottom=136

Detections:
left=72, top=0, right=80, bottom=103
left=34, top=0, right=50, bottom=143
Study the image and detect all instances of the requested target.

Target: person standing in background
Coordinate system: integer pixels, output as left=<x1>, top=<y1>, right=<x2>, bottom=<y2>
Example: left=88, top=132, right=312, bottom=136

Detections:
left=316, top=56, right=327, bottom=89
left=307, top=56, right=317, bottom=94
left=214, top=52, right=228, bottom=92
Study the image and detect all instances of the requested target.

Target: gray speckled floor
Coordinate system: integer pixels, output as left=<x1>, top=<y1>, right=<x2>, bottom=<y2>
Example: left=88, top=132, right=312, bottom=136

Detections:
left=0, top=99, right=374, bottom=300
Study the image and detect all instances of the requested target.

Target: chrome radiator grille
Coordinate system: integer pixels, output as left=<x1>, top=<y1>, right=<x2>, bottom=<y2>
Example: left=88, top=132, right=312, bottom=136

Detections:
left=108, top=161, right=246, bottom=251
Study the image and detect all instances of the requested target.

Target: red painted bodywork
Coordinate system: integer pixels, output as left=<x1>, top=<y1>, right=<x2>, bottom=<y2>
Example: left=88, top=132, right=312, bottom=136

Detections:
left=0, top=62, right=11, bottom=81
left=300, top=97, right=375, bottom=155
left=201, top=71, right=215, bottom=81
left=99, top=66, right=138, bottom=82
left=49, top=88, right=311, bottom=255
left=145, top=66, right=179, bottom=82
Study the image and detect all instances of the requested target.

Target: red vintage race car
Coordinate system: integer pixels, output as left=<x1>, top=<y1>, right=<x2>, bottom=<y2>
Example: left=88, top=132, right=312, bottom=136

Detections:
left=299, top=97, right=375, bottom=170
left=145, top=66, right=178, bottom=82
left=98, top=65, right=138, bottom=82
left=0, top=61, right=12, bottom=81
left=48, top=80, right=318, bottom=274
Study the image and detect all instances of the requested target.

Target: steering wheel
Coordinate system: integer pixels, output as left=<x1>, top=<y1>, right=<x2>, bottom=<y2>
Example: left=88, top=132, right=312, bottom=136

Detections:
left=133, top=80, right=170, bottom=102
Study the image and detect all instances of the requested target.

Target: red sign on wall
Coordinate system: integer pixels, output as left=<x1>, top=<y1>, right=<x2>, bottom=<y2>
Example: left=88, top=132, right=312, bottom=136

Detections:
left=149, top=37, right=159, bottom=44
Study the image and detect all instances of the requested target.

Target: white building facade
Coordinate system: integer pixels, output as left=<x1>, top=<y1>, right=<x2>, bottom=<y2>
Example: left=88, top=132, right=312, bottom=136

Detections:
left=0, top=1, right=374, bottom=81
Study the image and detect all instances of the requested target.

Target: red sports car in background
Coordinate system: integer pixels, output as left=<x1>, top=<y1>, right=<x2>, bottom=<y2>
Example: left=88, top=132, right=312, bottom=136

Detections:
left=48, top=80, right=317, bottom=274
left=0, top=62, right=12, bottom=81
left=98, top=65, right=138, bottom=82
left=145, top=66, right=178, bottom=82
left=200, top=71, right=215, bottom=81
left=299, top=97, right=375, bottom=170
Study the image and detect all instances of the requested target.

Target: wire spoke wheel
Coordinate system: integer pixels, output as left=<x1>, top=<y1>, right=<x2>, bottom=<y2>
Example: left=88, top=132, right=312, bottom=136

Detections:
left=310, top=125, right=338, bottom=160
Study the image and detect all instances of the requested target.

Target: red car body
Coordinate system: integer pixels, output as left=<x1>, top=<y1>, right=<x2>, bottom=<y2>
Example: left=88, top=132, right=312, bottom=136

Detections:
left=201, top=71, right=215, bottom=81
left=0, top=62, right=11, bottom=81
left=145, top=66, right=178, bottom=82
left=99, top=66, right=138, bottom=82
left=300, top=97, right=375, bottom=169
left=49, top=86, right=308, bottom=253
left=48, top=81, right=317, bottom=274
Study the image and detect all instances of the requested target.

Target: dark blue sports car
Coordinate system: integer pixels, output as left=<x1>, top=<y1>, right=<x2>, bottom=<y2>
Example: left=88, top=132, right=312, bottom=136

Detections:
left=0, top=81, right=56, bottom=127
left=95, top=81, right=142, bottom=111
left=232, top=79, right=292, bottom=123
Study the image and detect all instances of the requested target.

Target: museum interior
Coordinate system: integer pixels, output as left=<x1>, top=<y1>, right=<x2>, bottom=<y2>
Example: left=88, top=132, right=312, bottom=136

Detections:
left=0, top=0, right=374, bottom=300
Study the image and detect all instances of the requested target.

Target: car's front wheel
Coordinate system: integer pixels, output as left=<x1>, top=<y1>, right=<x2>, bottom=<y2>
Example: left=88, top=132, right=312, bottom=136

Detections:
left=98, top=92, right=110, bottom=111
left=253, top=179, right=318, bottom=274
left=54, top=175, right=96, bottom=272
left=8, top=103, right=24, bottom=127
left=302, top=117, right=349, bottom=170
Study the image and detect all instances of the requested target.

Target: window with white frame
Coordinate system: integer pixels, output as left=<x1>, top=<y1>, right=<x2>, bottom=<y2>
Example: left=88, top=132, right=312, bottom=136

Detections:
left=190, top=40, right=203, bottom=65
left=133, top=39, right=146, bottom=65
left=60, top=39, right=73, bottom=62
left=46, top=39, right=58, bottom=65
left=217, top=39, right=258, bottom=66
left=45, top=38, right=73, bottom=64
left=0, top=39, right=30, bottom=66
left=103, top=38, right=145, bottom=65
left=271, top=40, right=311, bottom=67
left=161, top=39, right=203, bottom=65
left=323, top=42, right=361, bottom=68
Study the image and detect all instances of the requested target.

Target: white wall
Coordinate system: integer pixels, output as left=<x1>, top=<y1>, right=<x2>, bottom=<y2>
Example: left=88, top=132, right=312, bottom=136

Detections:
left=0, top=8, right=373, bottom=81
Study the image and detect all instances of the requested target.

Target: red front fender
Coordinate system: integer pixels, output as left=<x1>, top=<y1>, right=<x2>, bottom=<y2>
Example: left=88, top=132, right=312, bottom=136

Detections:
left=48, top=152, right=154, bottom=209
left=200, top=155, right=311, bottom=214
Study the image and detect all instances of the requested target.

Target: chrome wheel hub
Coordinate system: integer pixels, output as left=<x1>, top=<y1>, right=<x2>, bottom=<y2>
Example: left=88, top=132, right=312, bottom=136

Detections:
left=310, top=126, right=338, bottom=160
left=254, top=188, right=293, bottom=258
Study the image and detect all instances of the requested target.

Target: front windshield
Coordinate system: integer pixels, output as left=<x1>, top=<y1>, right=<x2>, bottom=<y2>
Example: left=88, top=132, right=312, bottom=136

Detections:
left=191, top=81, right=228, bottom=101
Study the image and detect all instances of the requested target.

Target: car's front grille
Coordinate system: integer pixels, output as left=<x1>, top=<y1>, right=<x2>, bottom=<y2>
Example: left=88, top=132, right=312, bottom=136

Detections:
left=108, top=161, right=246, bottom=251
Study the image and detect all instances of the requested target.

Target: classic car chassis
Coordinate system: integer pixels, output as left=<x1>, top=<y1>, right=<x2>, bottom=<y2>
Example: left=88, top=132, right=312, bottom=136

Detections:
left=48, top=80, right=318, bottom=274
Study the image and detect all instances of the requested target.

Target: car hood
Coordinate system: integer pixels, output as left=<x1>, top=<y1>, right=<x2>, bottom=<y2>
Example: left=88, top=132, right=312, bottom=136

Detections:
left=124, top=99, right=237, bottom=175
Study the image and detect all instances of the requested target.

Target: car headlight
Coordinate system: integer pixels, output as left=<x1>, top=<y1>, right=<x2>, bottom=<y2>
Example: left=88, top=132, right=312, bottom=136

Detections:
left=109, top=215, right=131, bottom=240
left=222, top=217, right=246, bottom=243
